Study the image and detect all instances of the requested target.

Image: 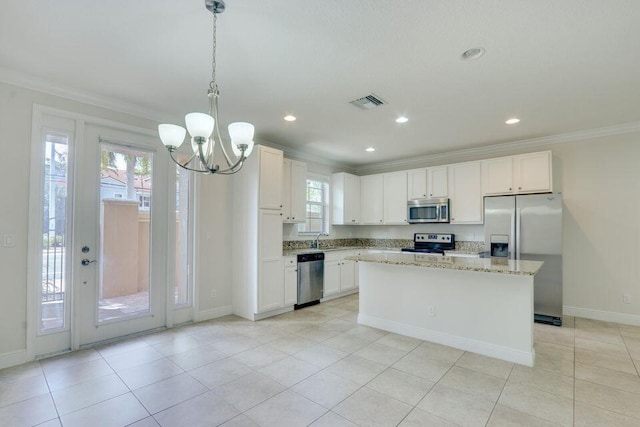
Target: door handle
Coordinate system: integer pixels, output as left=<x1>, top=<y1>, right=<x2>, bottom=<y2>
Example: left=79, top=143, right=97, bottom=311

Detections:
left=81, top=259, right=97, bottom=266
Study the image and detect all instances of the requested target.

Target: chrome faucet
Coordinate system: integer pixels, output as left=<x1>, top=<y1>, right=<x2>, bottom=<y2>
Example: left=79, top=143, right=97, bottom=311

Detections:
left=311, top=232, right=329, bottom=249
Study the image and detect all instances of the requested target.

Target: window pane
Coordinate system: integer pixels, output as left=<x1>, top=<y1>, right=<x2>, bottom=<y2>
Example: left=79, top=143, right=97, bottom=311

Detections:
left=175, top=165, right=191, bottom=306
left=98, top=145, right=152, bottom=322
left=298, top=177, right=329, bottom=234
left=40, top=133, right=69, bottom=331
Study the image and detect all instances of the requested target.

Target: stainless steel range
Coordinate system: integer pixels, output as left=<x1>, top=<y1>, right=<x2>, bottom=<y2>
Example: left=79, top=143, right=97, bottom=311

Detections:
left=401, top=233, right=455, bottom=255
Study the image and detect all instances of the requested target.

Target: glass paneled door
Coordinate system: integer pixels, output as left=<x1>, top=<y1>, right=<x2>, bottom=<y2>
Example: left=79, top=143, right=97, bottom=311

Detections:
left=74, top=124, right=168, bottom=346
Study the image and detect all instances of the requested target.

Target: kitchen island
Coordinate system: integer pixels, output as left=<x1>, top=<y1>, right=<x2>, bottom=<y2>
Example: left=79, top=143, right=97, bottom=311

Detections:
left=346, top=252, right=543, bottom=366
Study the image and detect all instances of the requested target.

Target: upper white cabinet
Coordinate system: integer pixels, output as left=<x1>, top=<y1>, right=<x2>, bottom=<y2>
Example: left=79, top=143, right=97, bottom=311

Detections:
left=258, top=146, right=284, bottom=210
left=282, top=158, right=307, bottom=223
left=332, top=172, right=361, bottom=225
left=384, top=171, right=408, bottom=224
left=407, top=169, right=428, bottom=200
left=482, top=157, right=514, bottom=195
left=482, top=151, right=552, bottom=196
left=427, top=166, right=448, bottom=198
left=448, top=161, right=483, bottom=224
left=360, top=174, right=384, bottom=225
left=514, top=151, right=552, bottom=193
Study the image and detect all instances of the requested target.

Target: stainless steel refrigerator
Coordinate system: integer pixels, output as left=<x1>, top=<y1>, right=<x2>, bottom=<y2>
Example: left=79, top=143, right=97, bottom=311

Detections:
left=484, top=194, right=563, bottom=326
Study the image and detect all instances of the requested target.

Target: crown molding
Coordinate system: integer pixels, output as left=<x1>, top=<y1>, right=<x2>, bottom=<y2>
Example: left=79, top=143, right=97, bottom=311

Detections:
left=355, top=121, right=640, bottom=175
left=0, top=66, right=175, bottom=124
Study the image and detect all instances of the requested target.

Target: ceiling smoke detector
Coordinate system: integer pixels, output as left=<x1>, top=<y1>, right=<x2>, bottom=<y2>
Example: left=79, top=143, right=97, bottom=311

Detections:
left=349, top=93, right=386, bottom=111
left=461, top=47, right=486, bottom=61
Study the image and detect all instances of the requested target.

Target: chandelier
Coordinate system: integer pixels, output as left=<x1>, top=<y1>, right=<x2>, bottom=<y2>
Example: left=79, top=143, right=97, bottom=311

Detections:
left=158, top=0, right=254, bottom=174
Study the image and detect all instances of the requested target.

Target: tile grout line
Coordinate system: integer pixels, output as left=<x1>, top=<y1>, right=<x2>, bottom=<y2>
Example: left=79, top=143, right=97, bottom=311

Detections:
left=483, top=362, right=515, bottom=427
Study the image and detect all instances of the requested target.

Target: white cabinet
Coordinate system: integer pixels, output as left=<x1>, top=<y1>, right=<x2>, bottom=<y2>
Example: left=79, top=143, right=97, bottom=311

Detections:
left=514, top=151, right=552, bottom=193
left=332, top=172, right=361, bottom=225
left=232, top=145, right=286, bottom=321
left=482, top=157, right=514, bottom=195
left=482, top=151, right=552, bottom=196
left=259, top=146, right=284, bottom=210
left=282, top=159, right=307, bottom=223
left=448, top=161, right=483, bottom=224
left=323, top=260, right=341, bottom=296
left=284, top=256, right=297, bottom=306
left=427, top=166, right=448, bottom=198
left=324, top=250, right=356, bottom=297
left=360, top=174, right=384, bottom=225
left=407, top=169, right=428, bottom=200
left=258, top=209, right=284, bottom=312
left=383, top=171, right=408, bottom=224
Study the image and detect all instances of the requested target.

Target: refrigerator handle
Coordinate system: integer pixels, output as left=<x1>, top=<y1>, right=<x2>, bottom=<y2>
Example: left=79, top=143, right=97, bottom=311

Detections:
left=515, top=207, right=521, bottom=260
left=510, top=209, right=516, bottom=260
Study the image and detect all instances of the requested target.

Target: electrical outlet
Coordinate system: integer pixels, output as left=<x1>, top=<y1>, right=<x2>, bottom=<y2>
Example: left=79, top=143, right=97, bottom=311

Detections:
left=3, top=234, right=15, bottom=247
left=211, top=289, right=217, bottom=298
left=623, top=293, right=631, bottom=304
left=427, top=305, right=435, bottom=317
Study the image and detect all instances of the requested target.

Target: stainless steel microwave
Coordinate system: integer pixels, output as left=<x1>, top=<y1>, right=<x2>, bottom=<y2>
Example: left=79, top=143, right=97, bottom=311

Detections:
left=407, top=198, right=450, bottom=223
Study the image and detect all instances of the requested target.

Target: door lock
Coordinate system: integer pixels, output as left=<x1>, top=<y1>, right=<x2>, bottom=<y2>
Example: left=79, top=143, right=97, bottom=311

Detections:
left=81, top=259, right=97, bottom=266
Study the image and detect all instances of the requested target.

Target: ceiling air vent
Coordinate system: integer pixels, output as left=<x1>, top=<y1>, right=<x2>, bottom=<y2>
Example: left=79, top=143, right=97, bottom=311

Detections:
left=349, top=93, right=386, bottom=110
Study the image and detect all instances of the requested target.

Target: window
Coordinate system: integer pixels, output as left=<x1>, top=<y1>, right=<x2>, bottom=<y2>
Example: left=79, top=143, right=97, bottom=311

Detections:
left=298, top=176, right=330, bottom=234
left=138, top=194, right=151, bottom=209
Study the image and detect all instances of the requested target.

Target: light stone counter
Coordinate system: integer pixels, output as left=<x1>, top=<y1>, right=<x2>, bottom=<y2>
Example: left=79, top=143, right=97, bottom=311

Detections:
left=283, top=247, right=401, bottom=257
left=346, top=252, right=543, bottom=276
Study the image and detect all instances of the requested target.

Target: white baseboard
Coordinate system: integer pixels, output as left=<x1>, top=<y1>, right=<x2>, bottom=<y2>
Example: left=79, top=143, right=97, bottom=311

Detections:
left=564, top=306, right=640, bottom=326
left=321, top=289, right=359, bottom=302
left=358, top=314, right=535, bottom=367
left=253, top=306, right=294, bottom=321
left=0, top=349, right=28, bottom=370
left=194, top=305, right=233, bottom=322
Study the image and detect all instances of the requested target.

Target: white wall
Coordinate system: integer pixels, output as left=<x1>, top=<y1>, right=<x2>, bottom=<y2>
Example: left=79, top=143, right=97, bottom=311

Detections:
left=0, top=82, right=234, bottom=361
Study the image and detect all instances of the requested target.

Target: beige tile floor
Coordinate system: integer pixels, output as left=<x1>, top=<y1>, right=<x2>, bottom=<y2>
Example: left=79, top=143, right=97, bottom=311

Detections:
left=2, top=294, right=640, bottom=426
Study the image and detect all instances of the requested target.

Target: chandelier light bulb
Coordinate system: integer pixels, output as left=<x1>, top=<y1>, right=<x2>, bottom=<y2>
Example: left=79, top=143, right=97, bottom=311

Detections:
left=229, top=122, right=255, bottom=157
left=158, top=124, right=186, bottom=149
left=185, top=113, right=215, bottom=138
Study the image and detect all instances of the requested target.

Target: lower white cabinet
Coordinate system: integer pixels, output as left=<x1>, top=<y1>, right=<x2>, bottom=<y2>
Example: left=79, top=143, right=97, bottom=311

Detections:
left=323, top=250, right=357, bottom=297
left=257, top=209, right=284, bottom=313
left=284, top=257, right=298, bottom=306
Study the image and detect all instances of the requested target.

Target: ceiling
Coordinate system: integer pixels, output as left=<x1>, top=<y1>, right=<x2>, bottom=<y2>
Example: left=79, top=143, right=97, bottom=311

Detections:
left=2, top=0, right=640, bottom=167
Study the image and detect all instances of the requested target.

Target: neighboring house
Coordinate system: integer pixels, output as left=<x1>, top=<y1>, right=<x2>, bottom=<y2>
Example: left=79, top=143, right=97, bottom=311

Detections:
left=100, top=169, right=152, bottom=210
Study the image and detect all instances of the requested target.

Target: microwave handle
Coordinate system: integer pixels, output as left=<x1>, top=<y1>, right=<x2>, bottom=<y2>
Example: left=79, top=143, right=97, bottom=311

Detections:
left=440, top=204, right=448, bottom=222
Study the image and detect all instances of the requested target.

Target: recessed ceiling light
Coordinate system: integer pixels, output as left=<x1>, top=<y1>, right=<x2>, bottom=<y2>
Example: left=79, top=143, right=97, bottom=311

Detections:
left=284, top=115, right=296, bottom=122
left=505, top=118, right=520, bottom=125
left=365, top=147, right=376, bottom=152
left=461, top=47, right=485, bottom=61
left=395, top=116, right=409, bottom=123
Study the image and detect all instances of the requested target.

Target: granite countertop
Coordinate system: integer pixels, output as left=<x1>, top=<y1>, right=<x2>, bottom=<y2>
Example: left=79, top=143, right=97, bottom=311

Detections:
left=283, top=247, right=401, bottom=256
left=345, top=252, right=543, bottom=276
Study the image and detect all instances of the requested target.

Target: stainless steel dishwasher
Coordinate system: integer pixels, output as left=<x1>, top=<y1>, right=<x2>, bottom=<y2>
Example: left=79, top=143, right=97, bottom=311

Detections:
left=295, top=252, right=324, bottom=309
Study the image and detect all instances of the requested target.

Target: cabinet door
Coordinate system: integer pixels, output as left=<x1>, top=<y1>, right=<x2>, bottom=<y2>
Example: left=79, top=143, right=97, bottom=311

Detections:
left=448, top=161, right=483, bottom=224
left=290, top=161, right=307, bottom=223
left=258, top=258, right=284, bottom=312
left=323, top=260, right=341, bottom=296
left=407, top=169, right=427, bottom=199
left=514, top=151, right=552, bottom=193
left=482, top=157, right=514, bottom=195
left=259, top=209, right=283, bottom=259
left=259, top=146, right=284, bottom=210
left=360, top=174, right=384, bottom=224
left=427, top=166, right=448, bottom=198
left=384, top=171, right=408, bottom=224
left=284, top=267, right=298, bottom=306
left=345, top=173, right=361, bottom=224
left=282, top=159, right=292, bottom=221
left=340, top=259, right=356, bottom=291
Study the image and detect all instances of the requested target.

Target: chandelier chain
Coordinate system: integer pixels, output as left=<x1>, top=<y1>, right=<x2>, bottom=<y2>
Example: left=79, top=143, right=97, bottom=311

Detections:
left=210, top=11, right=218, bottom=93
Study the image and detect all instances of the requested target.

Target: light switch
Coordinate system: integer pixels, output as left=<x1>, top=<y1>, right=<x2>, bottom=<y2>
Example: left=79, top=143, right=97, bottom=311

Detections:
left=3, top=234, right=16, bottom=247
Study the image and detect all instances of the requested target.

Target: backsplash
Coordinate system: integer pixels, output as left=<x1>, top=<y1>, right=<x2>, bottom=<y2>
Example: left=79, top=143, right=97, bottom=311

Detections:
left=283, top=238, right=484, bottom=251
